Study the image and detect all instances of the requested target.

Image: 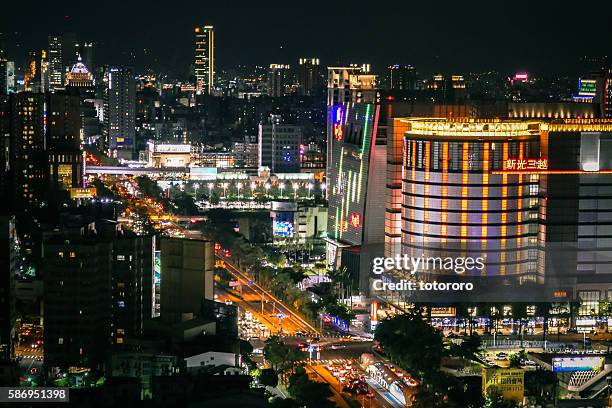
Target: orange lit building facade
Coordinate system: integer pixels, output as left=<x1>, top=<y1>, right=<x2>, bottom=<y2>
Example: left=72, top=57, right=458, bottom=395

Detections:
left=384, top=117, right=612, bottom=303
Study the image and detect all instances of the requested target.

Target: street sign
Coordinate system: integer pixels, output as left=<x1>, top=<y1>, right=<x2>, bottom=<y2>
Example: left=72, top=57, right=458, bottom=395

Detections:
left=277, top=313, right=284, bottom=319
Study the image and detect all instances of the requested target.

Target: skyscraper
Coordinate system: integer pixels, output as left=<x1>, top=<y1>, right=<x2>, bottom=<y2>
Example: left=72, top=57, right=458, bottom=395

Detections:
left=267, top=64, right=291, bottom=97
left=48, top=35, right=64, bottom=91
left=327, top=65, right=378, bottom=106
left=104, top=66, right=136, bottom=159
left=194, top=26, right=214, bottom=95
left=8, top=93, right=46, bottom=209
left=258, top=114, right=302, bottom=173
left=46, top=92, right=83, bottom=191
left=0, top=47, right=15, bottom=95
left=325, top=103, right=384, bottom=294
left=388, top=64, right=417, bottom=91
left=159, top=238, right=214, bottom=324
left=298, top=58, right=321, bottom=96
left=0, top=216, right=16, bottom=362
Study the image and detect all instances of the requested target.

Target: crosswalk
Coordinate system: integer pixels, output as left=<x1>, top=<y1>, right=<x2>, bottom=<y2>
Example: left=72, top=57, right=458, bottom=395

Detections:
left=19, top=355, right=42, bottom=360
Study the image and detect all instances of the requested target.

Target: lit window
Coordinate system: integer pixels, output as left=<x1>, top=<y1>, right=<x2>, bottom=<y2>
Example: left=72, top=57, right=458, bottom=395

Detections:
left=69, top=252, right=76, bottom=258
left=117, top=255, right=125, bottom=261
left=58, top=252, right=64, bottom=258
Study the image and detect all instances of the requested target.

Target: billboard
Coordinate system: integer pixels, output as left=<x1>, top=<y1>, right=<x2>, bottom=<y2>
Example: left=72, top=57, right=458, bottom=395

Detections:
left=273, top=221, right=294, bottom=237
left=482, top=368, right=524, bottom=402
left=552, top=357, right=604, bottom=373
left=70, top=187, right=97, bottom=199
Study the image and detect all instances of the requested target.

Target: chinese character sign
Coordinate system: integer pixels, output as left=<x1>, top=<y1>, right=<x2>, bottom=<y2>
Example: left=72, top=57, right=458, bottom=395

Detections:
left=350, top=213, right=362, bottom=227
left=333, top=106, right=344, bottom=141
left=503, top=158, right=548, bottom=171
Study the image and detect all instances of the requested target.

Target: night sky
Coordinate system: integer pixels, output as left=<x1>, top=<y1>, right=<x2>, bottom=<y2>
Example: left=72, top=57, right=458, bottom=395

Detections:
left=2, top=3, right=611, bottom=77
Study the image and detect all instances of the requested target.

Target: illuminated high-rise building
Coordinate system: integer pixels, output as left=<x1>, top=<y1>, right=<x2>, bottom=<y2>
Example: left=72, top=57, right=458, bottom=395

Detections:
left=46, top=92, right=83, bottom=191
left=0, top=216, right=16, bottom=362
left=48, top=35, right=64, bottom=91
left=0, top=60, right=14, bottom=96
left=325, top=102, right=385, bottom=293
left=267, top=64, right=291, bottom=97
left=194, top=25, right=214, bottom=94
left=258, top=114, right=302, bottom=173
left=0, top=47, right=15, bottom=95
left=8, top=93, right=46, bottom=209
left=388, top=64, right=417, bottom=91
left=380, top=114, right=612, bottom=308
left=327, top=65, right=378, bottom=106
left=103, top=66, right=135, bottom=158
left=298, top=58, right=321, bottom=96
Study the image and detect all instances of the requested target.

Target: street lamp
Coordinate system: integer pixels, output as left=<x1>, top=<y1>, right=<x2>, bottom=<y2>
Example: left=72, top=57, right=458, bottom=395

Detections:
left=279, top=183, right=285, bottom=198
left=193, top=183, right=200, bottom=199
left=265, top=183, right=271, bottom=198
left=222, top=183, right=229, bottom=198
left=308, top=183, right=314, bottom=198
left=292, top=182, right=298, bottom=200
left=207, top=182, right=214, bottom=197
left=236, top=182, right=243, bottom=199
left=250, top=182, right=256, bottom=197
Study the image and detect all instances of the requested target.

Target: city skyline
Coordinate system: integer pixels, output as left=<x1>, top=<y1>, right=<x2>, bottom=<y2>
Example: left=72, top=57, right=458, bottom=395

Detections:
left=2, top=5, right=612, bottom=76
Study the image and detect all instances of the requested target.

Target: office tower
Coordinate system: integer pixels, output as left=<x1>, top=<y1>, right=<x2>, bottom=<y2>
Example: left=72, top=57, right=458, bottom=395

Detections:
left=104, top=66, right=136, bottom=159
left=43, top=220, right=155, bottom=367
left=39, top=50, right=48, bottom=92
left=110, top=232, right=154, bottom=347
left=65, top=55, right=95, bottom=93
left=325, top=103, right=384, bottom=294
left=0, top=216, right=16, bottom=361
left=46, top=92, right=83, bottom=191
left=43, top=226, right=113, bottom=368
left=267, top=64, right=291, bottom=97
left=194, top=26, right=214, bottom=94
left=0, top=52, right=15, bottom=95
left=388, top=64, right=417, bottom=91
left=159, top=238, right=214, bottom=324
left=258, top=114, right=302, bottom=173
left=48, top=35, right=64, bottom=91
left=8, top=93, right=47, bottom=209
left=327, top=64, right=378, bottom=106
left=23, top=51, right=43, bottom=93
left=298, top=58, right=321, bottom=96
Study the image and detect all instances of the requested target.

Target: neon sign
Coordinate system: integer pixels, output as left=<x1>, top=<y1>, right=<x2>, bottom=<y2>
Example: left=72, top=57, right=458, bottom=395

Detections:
left=350, top=213, right=362, bottom=228
left=333, top=106, right=344, bottom=141
left=503, top=158, right=548, bottom=172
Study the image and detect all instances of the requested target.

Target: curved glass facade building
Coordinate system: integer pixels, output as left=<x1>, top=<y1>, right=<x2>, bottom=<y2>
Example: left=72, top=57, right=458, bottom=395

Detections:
left=401, top=119, right=543, bottom=283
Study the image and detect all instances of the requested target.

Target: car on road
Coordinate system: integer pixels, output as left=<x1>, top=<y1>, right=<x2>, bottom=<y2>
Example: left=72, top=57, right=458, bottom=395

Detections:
left=330, top=343, right=346, bottom=350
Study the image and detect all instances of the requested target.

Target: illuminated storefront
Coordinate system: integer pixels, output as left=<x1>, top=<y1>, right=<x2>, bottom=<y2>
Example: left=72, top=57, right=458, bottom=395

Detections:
left=381, top=117, right=612, bottom=304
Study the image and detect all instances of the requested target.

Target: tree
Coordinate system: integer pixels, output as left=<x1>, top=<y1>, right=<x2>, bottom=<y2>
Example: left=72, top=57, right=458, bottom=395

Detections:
left=525, top=369, right=557, bottom=405
left=263, top=336, right=305, bottom=378
left=508, top=349, right=527, bottom=368
left=453, top=333, right=482, bottom=360
left=374, top=311, right=444, bottom=381
left=259, top=368, right=279, bottom=387
left=172, top=191, right=199, bottom=215
left=288, top=367, right=335, bottom=408
left=136, top=175, right=163, bottom=200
